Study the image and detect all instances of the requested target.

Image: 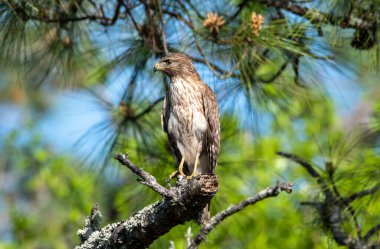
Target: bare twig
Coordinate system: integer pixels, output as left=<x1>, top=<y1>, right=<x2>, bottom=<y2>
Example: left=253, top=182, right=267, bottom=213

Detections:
left=77, top=204, right=103, bottom=244
left=343, top=183, right=380, bottom=203
left=133, top=97, right=165, bottom=120
left=277, top=152, right=348, bottom=245
left=188, top=181, right=293, bottom=249
left=162, top=9, right=194, bottom=29
left=326, top=161, right=362, bottom=239
left=276, top=151, right=334, bottom=200
left=292, top=56, right=301, bottom=86
left=229, top=0, right=249, bottom=20
left=276, top=151, right=322, bottom=178
left=189, top=56, right=238, bottom=78
left=364, top=224, right=380, bottom=241
left=155, top=0, right=169, bottom=55
left=114, top=153, right=174, bottom=198
left=183, top=0, right=205, bottom=20
left=259, top=60, right=289, bottom=83
left=7, top=0, right=124, bottom=26
left=258, top=0, right=374, bottom=30
left=278, top=151, right=380, bottom=248
left=194, top=39, right=246, bottom=80
left=169, top=1, right=242, bottom=80
left=101, top=0, right=123, bottom=26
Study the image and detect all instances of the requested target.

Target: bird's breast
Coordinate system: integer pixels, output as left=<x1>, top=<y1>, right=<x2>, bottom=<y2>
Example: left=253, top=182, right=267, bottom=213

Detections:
left=167, top=79, right=207, bottom=139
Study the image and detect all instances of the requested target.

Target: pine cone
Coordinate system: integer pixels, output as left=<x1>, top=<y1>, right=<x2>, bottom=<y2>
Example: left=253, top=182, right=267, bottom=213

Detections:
left=250, top=12, right=264, bottom=36
left=203, top=12, right=225, bottom=35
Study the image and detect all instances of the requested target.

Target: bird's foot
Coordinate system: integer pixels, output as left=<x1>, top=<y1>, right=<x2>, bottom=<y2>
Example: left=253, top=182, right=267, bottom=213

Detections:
left=186, top=153, right=200, bottom=180
left=186, top=173, right=196, bottom=180
left=166, top=170, right=180, bottom=183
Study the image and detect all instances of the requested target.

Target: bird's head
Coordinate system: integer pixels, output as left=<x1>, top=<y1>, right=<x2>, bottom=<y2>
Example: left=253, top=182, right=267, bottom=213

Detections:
left=154, top=53, right=200, bottom=79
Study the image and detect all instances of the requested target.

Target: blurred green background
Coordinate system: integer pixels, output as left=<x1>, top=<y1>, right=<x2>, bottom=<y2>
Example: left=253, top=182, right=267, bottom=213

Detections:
left=0, top=0, right=379, bottom=248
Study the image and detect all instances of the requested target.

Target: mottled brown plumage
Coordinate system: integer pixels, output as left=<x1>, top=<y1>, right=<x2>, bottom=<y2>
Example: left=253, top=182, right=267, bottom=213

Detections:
left=154, top=53, right=220, bottom=178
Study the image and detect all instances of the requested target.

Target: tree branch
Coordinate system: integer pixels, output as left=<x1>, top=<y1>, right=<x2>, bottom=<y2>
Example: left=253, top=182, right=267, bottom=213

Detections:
left=188, top=181, right=293, bottom=249
left=193, top=38, right=245, bottom=80
left=364, top=224, right=380, bottom=241
left=114, top=153, right=173, bottom=198
left=259, top=60, right=290, bottom=84
left=276, top=152, right=334, bottom=200
left=6, top=0, right=124, bottom=26
left=77, top=204, right=103, bottom=244
left=258, top=0, right=375, bottom=30
left=155, top=0, right=169, bottom=55
left=343, top=183, right=380, bottom=203
left=76, top=153, right=219, bottom=249
left=76, top=154, right=296, bottom=249
left=278, top=151, right=379, bottom=248
left=162, top=9, right=194, bottom=29
left=134, top=97, right=165, bottom=120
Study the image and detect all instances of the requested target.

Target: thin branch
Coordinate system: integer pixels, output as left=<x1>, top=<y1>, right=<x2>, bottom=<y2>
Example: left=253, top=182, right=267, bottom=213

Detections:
left=102, top=0, right=124, bottom=26
left=133, top=97, right=165, bottom=120
left=114, top=153, right=174, bottom=198
left=188, top=181, right=293, bottom=249
left=277, top=151, right=375, bottom=248
left=168, top=2, right=241, bottom=80
left=194, top=39, right=246, bottom=80
left=258, top=0, right=375, bottom=30
left=155, top=0, right=169, bottom=55
left=229, top=0, right=249, bottom=20
left=162, top=9, right=194, bottom=29
left=183, top=0, right=205, bottom=20
left=364, top=224, right=380, bottom=241
left=276, top=151, right=321, bottom=178
left=189, top=56, right=238, bottom=78
left=276, top=151, right=333, bottom=200
left=292, top=55, right=301, bottom=86
left=77, top=204, right=103, bottom=244
left=125, top=3, right=143, bottom=36
left=343, top=183, right=380, bottom=203
left=327, top=162, right=362, bottom=239
left=166, top=46, right=240, bottom=79
left=7, top=0, right=124, bottom=26
left=259, top=60, right=289, bottom=83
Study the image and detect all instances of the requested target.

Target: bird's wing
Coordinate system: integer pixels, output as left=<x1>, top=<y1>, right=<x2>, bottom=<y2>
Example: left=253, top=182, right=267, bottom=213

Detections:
left=202, top=85, right=220, bottom=173
left=162, top=91, right=182, bottom=165
left=161, top=94, right=169, bottom=133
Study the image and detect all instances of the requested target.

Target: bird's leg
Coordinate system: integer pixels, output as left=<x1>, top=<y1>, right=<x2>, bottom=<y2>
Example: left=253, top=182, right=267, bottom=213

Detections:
left=166, top=157, right=186, bottom=183
left=178, top=157, right=186, bottom=176
left=187, top=152, right=200, bottom=180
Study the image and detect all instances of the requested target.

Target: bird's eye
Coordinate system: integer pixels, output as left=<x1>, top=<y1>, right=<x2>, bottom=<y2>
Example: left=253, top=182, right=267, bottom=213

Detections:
left=165, top=59, right=172, bottom=65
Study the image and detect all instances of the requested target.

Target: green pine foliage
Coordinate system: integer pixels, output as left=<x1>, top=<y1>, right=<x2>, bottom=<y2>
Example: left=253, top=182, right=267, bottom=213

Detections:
left=0, top=0, right=379, bottom=248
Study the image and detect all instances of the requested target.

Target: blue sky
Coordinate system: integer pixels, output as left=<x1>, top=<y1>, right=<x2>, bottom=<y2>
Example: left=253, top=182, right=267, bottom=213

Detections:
left=0, top=55, right=364, bottom=163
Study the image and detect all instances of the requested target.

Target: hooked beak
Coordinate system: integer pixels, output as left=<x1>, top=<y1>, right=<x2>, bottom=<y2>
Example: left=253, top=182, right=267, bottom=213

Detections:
left=153, top=63, right=163, bottom=73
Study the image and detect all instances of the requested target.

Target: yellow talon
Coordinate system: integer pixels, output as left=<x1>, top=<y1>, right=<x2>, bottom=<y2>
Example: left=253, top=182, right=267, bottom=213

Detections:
left=187, top=153, right=200, bottom=180
left=167, top=157, right=187, bottom=182
left=166, top=170, right=179, bottom=183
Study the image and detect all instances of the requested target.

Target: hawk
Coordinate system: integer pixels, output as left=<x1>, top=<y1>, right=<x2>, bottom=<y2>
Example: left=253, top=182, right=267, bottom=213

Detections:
left=154, top=53, right=220, bottom=180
